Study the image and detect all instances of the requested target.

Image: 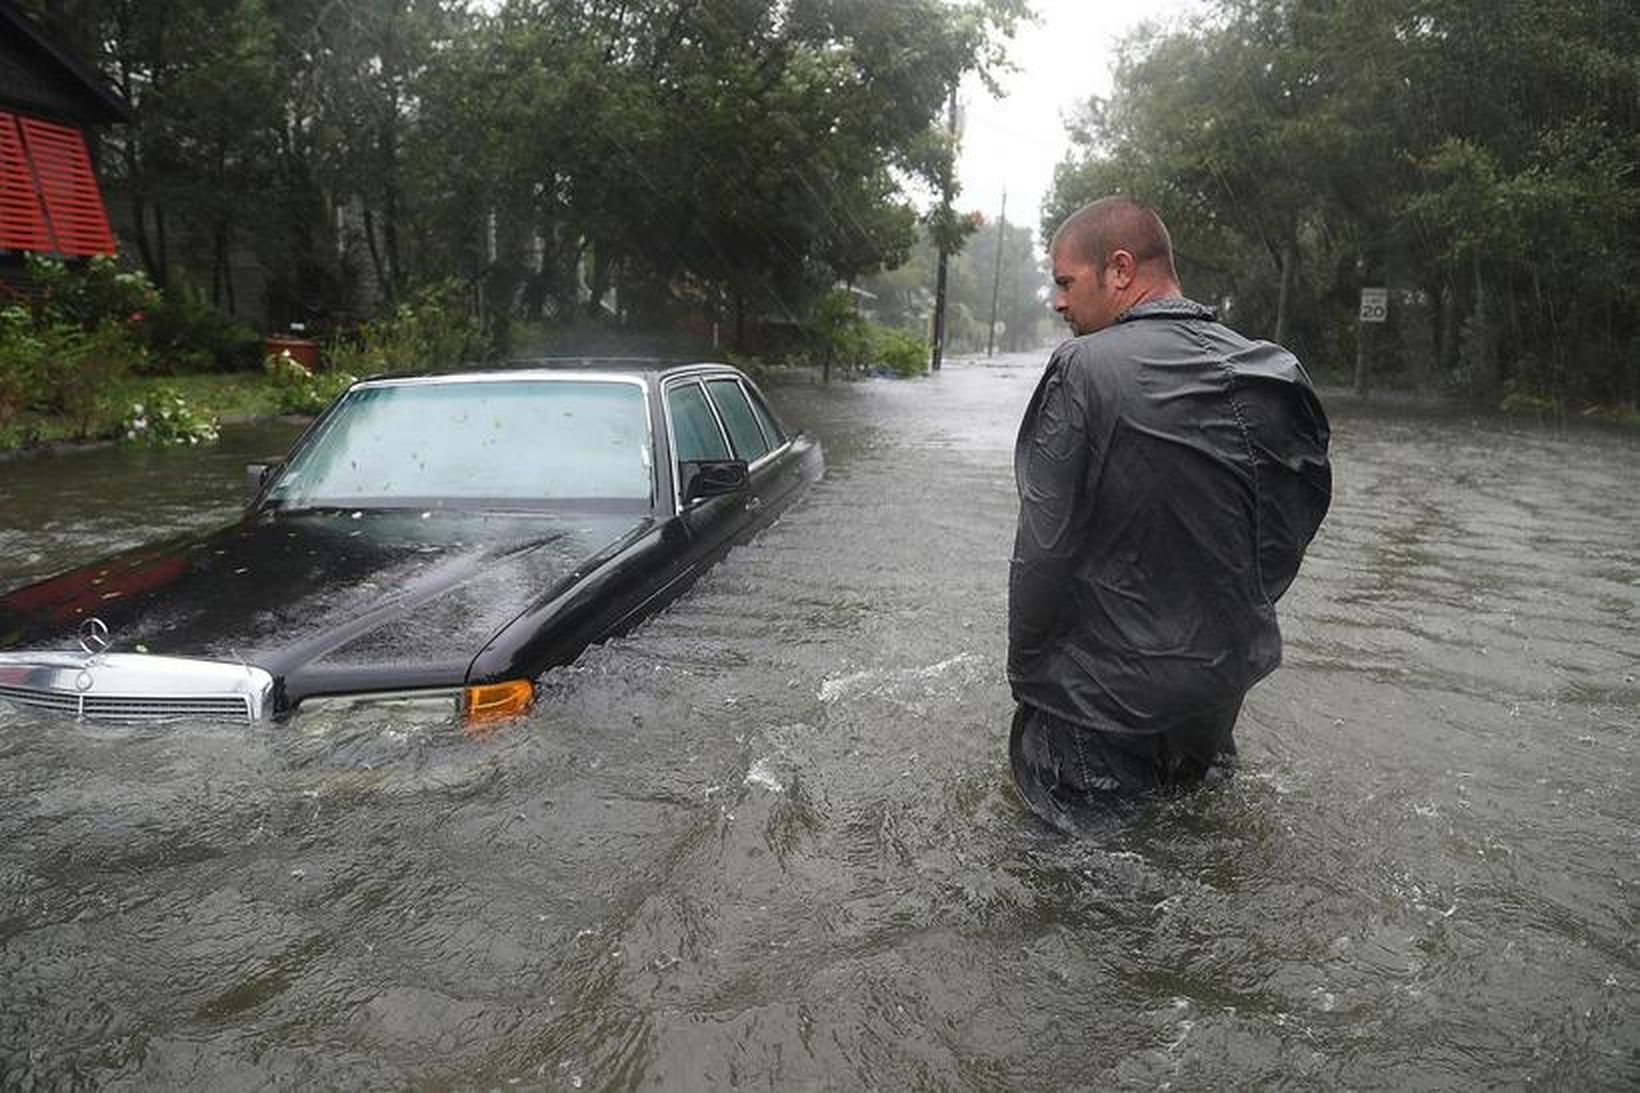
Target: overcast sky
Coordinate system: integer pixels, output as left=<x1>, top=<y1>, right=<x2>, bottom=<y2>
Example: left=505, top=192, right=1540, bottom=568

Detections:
left=955, top=0, right=1205, bottom=247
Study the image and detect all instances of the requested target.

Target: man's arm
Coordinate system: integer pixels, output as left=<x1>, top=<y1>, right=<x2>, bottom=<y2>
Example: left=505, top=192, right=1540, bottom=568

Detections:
left=1008, top=357, right=1095, bottom=681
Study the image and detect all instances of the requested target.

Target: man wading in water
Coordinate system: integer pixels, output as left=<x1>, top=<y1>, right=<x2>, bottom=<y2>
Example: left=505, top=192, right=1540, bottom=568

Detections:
left=1008, top=196, right=1332, bottom=833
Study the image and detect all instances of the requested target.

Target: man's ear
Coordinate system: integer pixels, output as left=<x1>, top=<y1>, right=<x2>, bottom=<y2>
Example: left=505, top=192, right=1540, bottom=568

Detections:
left=1107, top=248, right=1137, bottom=289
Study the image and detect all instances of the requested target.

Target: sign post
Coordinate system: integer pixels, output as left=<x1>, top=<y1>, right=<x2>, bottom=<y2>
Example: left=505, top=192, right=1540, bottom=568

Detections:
left=1355, top=287, right=1388, bottom=396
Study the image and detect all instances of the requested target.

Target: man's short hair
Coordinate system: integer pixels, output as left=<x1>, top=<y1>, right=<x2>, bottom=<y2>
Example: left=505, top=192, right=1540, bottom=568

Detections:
left=1052, top=197, right=1177, bottom=281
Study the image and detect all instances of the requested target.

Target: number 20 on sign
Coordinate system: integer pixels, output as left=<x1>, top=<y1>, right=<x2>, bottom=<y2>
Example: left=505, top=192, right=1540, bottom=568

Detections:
left=1359, top=287, right=1388, bottom=323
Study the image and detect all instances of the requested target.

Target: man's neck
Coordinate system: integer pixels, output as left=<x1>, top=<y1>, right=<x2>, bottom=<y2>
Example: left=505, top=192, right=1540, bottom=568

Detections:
left=1127, top=278, right=1183, bottom=309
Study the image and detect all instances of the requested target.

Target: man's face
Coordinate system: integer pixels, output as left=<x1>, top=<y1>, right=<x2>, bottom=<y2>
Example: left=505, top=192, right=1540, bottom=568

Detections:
left=1050, top=243, right=1119, bottom=336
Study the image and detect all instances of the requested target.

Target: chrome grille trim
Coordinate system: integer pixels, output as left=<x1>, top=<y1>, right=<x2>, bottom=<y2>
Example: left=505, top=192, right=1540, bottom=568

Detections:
left=83, top=696, right=254, bottom=721
left=0, top=652, right=274, bottom=723
left=0, top=683, right=79, bottom=713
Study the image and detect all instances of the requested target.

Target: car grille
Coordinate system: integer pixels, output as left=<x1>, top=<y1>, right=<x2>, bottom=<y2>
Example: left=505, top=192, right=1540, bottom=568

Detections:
left=0, top=653, right=273, bottom=724
left=0, top=683, right=79, bottom=714
left=0, top=683, right=255, bottom=723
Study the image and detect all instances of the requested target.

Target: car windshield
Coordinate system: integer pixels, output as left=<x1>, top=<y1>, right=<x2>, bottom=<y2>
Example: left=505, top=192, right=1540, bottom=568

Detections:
left=265, top=378, right=653, bottom=508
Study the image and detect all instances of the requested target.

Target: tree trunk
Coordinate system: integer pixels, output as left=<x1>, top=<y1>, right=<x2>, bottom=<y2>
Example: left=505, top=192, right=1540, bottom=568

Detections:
left=383, top=182, right=401, bottom=305
left=929, top=89, right=958, bottom=372
left=1274, top=239, right=1295, bottom=346
left=211, top=224, right=225, bottom=308
left=932, top=245, right=949, bottom=371
left=129, top=195, right=159, bottom=285
left=363, top=206, right=389, bottom=309
left=1469, top=251, right=1500, bottom=400
left=1437, top=278, right=1459, bottom=380
left=585, top=245, right=613, bottom=320
left=155, top=206, right=170, bottom=289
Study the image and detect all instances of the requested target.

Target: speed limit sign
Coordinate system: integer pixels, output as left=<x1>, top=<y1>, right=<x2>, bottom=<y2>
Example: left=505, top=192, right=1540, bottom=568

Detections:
left=1359, top=287, right=1388, bottom=323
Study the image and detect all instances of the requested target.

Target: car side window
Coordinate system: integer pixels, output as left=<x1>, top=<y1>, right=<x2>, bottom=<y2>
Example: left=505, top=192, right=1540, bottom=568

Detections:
left=743, top=383, right=787, bottom=447
left=667, top=381, right=731, bottom=462
left=706, top=378, right=772, bottom=462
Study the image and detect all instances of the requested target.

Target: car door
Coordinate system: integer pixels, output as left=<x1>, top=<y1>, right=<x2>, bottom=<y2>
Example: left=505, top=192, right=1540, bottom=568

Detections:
left=665, top=376, right=757, bottom=566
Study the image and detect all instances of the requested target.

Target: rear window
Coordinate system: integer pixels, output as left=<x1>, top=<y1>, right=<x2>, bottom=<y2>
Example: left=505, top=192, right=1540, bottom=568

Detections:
left=706, top=378, right=772, bottom=462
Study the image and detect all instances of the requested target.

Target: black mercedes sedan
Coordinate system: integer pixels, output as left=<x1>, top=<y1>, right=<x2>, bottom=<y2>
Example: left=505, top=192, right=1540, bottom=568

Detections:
left=0, top=360, right=822, bottom=728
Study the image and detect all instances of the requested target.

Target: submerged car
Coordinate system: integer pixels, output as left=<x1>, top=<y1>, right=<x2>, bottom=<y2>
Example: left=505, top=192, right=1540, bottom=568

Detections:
left=0, top=360, right=822, bottom=727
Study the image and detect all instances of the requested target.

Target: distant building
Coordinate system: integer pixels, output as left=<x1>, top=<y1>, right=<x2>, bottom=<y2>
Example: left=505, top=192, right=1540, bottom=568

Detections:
left=0, top=0, right=131, bottom=289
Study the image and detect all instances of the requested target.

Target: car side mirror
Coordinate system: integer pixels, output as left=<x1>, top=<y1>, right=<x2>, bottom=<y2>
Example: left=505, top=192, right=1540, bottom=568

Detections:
left=245, top=461, right=279, bottom=504
left=679, top=459, right=749, bottom=503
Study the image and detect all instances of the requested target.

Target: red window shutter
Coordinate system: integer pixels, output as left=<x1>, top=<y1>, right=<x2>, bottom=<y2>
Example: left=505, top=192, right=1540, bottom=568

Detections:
left=0, top=111, right=52, bottom=252
left=18, top=115, right=116, bottom=256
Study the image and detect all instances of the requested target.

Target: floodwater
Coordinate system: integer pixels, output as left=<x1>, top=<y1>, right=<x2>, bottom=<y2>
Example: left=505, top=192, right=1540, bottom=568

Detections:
left=0, top=355, right=1635, bottom=1089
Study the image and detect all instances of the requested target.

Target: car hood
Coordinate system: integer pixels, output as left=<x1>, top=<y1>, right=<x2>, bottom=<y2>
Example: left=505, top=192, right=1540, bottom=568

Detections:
left=0, top=509, right=651, bottom=680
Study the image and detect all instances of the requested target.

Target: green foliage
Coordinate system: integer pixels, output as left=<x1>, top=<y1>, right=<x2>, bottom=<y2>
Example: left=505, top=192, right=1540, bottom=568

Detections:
left=722, top=351, right=772, bottom=382
left=1499, top=378, right=1557, bottom=417
left=0, top=261, right=153, bottom=439
left=28, top=0, right=1022, bottom=359
left=266, top=352, right=356, bottom=415
left=807, top=288, right=930, bottom=377
left=870, top=326, right=931, bottom=377
left=41, top=320, right=144, bottom=437
left=323, top=281, right=481, bottom=376
left=23, top=255, right=159, bottom=330
left=1045, top=0, right=1639, bottom=409
left=140, top=280, right=264, bottom=373
left=0, top=307, right=40, bottom=431
left=120, top=387, right=221, bottom=446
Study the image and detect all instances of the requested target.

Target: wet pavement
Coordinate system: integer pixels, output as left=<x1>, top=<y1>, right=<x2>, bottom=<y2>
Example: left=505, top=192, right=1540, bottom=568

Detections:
left=0, top=353, right=1636, bottom=1089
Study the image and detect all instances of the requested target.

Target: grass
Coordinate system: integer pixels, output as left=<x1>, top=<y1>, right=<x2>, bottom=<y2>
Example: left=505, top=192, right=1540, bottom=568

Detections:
left=0, top=370, right=290, bottom=452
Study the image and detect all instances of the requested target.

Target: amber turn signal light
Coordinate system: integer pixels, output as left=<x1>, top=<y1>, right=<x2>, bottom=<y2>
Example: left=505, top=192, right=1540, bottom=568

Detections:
left=463, top=679, right=535, bottom=725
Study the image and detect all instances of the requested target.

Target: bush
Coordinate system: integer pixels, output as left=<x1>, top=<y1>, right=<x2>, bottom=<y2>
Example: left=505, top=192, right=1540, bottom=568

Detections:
left=266, top=351, right=355, bottom=415
left=43, top=319, right=145, bottom=435
left=806, top=288, right=930, bottom=378
left=139, top=280, right=263, bottom=373
left=0, top=311, right=146, bottom=437
left=723, top=350, right=772, bottom=380
left=868, top=325, right=929, bottom=377
left=24, top=253, right=158, bottom=329
left=0, top=306, right=44, bottom=430
left=121, top=386, right=220, bottom=446
left=0, top=258, right=154, bottom=437
left=325, top=280, right=481, bottom=376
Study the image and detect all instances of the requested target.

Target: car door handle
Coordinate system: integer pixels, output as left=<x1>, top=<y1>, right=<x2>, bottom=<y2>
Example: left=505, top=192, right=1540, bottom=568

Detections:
left=745, top=496, right=763, bottom=513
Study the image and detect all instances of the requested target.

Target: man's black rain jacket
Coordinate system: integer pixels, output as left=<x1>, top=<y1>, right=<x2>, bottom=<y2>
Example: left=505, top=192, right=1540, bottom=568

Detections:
left=1008, top=297, right=1331, bottom=737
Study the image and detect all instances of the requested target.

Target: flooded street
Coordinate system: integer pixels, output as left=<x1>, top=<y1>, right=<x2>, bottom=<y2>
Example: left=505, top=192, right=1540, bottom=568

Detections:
left=1, top=354, right=1636, bottom=1089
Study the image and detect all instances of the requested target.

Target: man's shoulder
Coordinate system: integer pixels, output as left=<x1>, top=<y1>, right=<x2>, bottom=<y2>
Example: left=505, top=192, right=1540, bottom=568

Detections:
left=1050, top=327, right=1153, bottom=391
left=1045, top=337, right=1125, bottom=407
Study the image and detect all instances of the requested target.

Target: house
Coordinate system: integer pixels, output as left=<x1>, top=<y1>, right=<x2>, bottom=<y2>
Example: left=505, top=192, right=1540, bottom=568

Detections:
left=0, top=0, right=131, bottom=286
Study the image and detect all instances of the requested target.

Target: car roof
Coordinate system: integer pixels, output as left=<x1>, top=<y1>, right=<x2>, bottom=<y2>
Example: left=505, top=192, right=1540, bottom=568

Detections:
left=355, top=357, right=745, bottom=386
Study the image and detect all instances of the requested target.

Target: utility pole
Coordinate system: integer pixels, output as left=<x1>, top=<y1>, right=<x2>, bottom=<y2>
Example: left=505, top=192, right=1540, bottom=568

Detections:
left=930, top=89, right=958, bottom=373
left=986, top=189, right=1007, bottom=357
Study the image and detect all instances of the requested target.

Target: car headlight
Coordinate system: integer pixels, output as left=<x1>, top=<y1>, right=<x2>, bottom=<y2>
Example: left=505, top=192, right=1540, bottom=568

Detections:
left=297, top=679, right=536, bottom=732
left=297, top=688, right=462, bottom=719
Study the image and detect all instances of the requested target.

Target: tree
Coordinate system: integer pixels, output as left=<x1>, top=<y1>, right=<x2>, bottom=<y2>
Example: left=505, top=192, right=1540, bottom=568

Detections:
left=1044, top=0, right=1638, bottom=408
left=26, top=0, right=1026, bottom=357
